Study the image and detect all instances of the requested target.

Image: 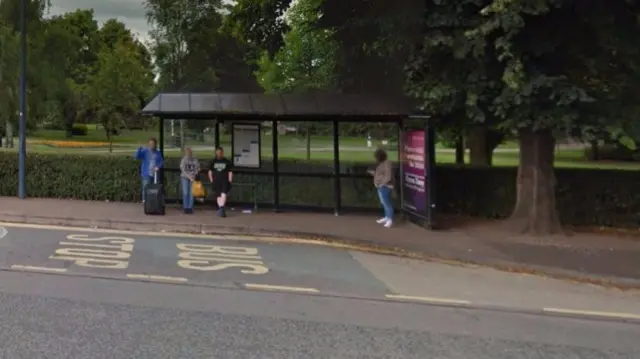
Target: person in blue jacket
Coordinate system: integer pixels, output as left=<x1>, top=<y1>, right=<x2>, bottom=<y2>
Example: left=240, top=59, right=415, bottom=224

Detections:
left=135, top=137, right=164, bottom=202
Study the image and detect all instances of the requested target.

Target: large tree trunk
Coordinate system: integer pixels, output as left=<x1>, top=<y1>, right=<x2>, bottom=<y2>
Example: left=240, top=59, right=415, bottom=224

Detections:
left=467, top=125, right=504, bottom=166
left=505, top=128, right=562, bottom=235
left=454, top=135, right=465, bottom=165
left=5, top=120, right=13, bottom=148
left=105, top=126, right=113, bottom=153
left=180, top=119, right=186, bottom=150
left=588, top=140, right=599, bottom=160
left=305, top=123, right=311, bottom=160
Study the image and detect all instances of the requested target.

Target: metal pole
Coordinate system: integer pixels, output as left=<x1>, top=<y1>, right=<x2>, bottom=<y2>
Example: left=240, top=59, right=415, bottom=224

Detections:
left=158, top=118, right=165, bottom=185
left=332, top=119, right=341, bottom=216
left=214, top=120, right=220, bottom=148
left=272, top=119, right=280, bottom=212
left=18, top=0, right=27, bottom=199
left=398, top=119, right=404, bottom=219
left=425, top=126, right=436, bottom=229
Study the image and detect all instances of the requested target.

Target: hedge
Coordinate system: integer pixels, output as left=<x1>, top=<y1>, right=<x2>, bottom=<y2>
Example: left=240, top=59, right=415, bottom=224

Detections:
left=0, top=153, right=639, bottom=228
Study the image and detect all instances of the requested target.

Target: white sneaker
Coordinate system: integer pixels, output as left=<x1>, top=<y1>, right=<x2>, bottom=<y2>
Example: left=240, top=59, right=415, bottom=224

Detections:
left=383, top=220, right=393, bottom=228
left=376, top=217, right=388, bottom=224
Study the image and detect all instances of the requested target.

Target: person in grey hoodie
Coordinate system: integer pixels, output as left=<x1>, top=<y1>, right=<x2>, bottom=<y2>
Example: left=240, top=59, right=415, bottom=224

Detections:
left=180, top=147, right=200, bottom=214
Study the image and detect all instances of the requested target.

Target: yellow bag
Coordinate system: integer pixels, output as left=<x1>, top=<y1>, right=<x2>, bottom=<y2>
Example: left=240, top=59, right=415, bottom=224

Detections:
left=191, top=180, right=206, bottom=198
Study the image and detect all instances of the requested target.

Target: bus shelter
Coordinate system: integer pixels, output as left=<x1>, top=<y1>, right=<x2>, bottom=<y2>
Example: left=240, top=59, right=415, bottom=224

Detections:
left=141, top=92, right=433, bottom=223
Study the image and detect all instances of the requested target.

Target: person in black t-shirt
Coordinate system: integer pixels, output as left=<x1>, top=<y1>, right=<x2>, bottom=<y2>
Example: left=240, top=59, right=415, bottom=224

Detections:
left=208, top=146, right=233, bottom=217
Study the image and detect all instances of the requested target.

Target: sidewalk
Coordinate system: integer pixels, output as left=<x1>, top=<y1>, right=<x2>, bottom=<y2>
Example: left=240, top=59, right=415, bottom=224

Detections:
left=1, top=197, right=640, bottom=288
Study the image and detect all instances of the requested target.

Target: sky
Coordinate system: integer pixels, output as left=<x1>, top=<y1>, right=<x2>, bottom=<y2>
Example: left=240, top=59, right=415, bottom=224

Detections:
left=49, top=0, right=151, bottom=42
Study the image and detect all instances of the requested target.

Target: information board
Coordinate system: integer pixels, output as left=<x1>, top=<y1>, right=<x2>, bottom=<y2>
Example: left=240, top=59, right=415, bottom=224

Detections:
left=231, top=123, right=261, bottom=168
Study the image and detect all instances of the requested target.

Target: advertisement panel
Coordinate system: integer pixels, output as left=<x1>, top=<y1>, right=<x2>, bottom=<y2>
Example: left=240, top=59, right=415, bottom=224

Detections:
left=400, top=130, right=427, bottom=216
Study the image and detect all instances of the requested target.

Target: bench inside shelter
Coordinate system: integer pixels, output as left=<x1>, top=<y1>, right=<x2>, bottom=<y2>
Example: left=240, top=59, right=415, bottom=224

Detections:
left=168, top=168, right=258, bottom=211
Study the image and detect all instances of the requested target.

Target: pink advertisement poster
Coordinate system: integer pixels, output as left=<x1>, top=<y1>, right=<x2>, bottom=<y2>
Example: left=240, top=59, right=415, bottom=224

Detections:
left=400, top=130, right=426, bottom=215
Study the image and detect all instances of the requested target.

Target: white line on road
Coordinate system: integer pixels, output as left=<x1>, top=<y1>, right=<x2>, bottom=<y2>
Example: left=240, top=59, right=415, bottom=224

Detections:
left=126, top=274, right=188, bottom=283
left=0, top=226, right=7, bottom=239
left=244, top=283, right=319, bottom=293
left=543, top=308, right=640, bottom=321
left=10, top=265, right=67, bottom=273
left=385, top=294, right=471, bottom=305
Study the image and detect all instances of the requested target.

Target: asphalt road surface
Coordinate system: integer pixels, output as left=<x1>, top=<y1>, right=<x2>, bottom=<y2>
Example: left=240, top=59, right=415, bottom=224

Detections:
left=0, top=224, right=638, bottom=358
left=0, top=225, right=391, bottom=296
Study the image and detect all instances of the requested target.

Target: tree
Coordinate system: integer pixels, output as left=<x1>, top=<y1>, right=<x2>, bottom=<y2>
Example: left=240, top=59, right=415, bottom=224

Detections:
left=41, top=9, right=100, bottom=135
left=84, top=41, right=151, bottom=152
left=145, top=0, right=260, bottom=93
left=0, top=0, right=51, bottom=137
left=0, top=24, right=18, bottom=147
left=224, top=0, right=293, bottom=59
left=256, top=0, right=338, bottom=93
left=318, top=0, right=423, bottom=94
left=470, top=0, right=640, bottom=234
left=363, top=0, right=639, bottom=234
left=255, top=0, right=339, bottom=159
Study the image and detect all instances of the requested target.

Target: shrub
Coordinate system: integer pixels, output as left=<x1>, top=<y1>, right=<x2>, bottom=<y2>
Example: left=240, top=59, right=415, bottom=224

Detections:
left=71, top=123, right=88, bottom=136
left=0, top=153, right=639, bottom=228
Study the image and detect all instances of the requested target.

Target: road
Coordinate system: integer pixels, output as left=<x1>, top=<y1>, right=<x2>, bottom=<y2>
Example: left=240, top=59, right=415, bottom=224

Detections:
left=0, top=223, right=638, bottom=358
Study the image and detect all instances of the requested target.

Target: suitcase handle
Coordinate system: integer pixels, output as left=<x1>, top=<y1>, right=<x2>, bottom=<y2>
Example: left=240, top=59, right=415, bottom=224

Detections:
left=154, top=171, right=159, bottom=184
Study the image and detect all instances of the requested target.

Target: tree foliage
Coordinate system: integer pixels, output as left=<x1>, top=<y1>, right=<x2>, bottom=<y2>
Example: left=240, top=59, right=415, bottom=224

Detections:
left=84, top=40, right=151, bottom=151
left=0, top=4, right=155, bottom=143
left=403, top=0, right=640, bottom=233
left=145, top=0, right=260, bottom=92
left=255, top=0, right=338, bottom=94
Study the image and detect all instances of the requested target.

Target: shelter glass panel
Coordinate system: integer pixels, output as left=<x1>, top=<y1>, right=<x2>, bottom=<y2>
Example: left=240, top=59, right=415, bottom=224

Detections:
left=337, top=121, right=399, bottom=175
left=273, top=120, right=332, bottom=174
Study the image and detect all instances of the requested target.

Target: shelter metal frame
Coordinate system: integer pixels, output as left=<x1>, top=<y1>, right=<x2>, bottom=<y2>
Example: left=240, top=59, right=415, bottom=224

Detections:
left=141, top=92, right=417, bottom=214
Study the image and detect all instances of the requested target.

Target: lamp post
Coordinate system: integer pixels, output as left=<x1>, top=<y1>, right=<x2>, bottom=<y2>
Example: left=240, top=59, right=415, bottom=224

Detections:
left=18, top=0, right=27, bottom=199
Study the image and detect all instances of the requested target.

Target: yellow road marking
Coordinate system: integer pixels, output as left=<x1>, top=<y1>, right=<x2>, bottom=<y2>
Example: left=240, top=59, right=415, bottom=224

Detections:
left=10, top=265, right=67, bottom=273
left=126, top=274, right=188, bottom=283
left=0, top=222, right=286, bottom=242
left=0, top=221, right=377, bottom=251
left=543, top=308, right=640, bottom=320
left=385, top=294, right=471, bottom=305
left=244, top=283, right=319, bottom=293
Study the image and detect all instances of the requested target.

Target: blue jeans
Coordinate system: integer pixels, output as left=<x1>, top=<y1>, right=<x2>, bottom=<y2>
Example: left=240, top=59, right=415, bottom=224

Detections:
left=181, top=178, right=194, bottom=210
left=141, top=176, right=153, bottom=202
left=377, top=185, right=394, bottom=220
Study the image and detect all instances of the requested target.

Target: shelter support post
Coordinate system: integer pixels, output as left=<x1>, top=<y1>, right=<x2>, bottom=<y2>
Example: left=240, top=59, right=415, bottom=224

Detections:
left=397, top=119, right=404, bottom=220
left=332, top=119, right=341, bottom=216
left=157, top=118, right=166, bottom=186
left=159, top=118, right=165, bottom=186
left=425, top=125, right=436, bottom=229
left=272, top=120, right=280, bottom=212
left=214, top=120, right=220, bottom=148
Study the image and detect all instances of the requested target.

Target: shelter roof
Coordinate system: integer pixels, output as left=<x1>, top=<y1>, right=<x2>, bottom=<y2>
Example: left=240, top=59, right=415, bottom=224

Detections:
left=141, top=92, right=417, bottom=120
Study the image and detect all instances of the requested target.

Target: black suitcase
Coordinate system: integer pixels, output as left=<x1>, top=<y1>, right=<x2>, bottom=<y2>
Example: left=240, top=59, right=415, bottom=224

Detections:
left=144, top=173, right=165, bottom=215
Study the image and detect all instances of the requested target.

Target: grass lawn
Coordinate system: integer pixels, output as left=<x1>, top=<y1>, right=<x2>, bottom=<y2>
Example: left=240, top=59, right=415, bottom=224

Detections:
left=2, top=129, right=639, bottom=170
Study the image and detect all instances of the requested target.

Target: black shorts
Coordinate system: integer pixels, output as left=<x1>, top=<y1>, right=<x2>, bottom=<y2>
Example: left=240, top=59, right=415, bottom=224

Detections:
left=212, top=182, right=231, bottom=197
